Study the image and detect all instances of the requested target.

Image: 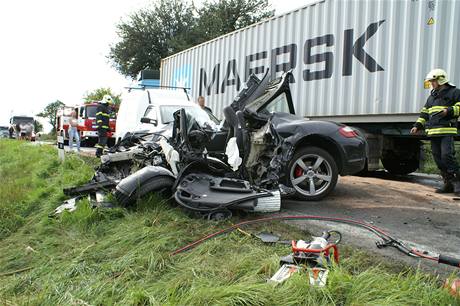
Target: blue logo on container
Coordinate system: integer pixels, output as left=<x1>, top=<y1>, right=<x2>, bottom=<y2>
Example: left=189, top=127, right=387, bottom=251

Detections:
left=172, top=64, right=193, bottom=92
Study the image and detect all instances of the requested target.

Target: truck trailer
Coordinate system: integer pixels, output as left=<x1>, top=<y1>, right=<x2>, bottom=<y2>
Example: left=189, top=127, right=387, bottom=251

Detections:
left=160, top=0, right=460, bottom=174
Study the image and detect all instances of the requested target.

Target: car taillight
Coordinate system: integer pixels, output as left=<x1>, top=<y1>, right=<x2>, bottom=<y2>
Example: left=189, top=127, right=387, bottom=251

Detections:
left=339, top=126, right=358, bottom=138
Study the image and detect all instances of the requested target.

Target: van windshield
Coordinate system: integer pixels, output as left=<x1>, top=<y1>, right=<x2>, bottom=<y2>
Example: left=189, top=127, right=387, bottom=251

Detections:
left=160, top=105, right=220, bottom=127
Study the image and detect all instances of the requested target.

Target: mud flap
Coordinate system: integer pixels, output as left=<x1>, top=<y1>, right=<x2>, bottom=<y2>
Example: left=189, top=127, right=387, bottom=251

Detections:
left=174, top=174, right=281, bottom=212
left=116, top=166, right=175, bottom=197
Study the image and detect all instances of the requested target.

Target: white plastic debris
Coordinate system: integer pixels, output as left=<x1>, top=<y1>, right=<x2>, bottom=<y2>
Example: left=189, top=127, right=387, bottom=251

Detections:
left=53, top=198, right=78, bottom=215
left=225, top=137, right=242, bottom=171
left=159, top=138, right=180, bottom=176
left=254, top=190, right=281, bottom=212
left=308, top=267, right=329, bottom=287
left=269, top=264, right=301, bottom=283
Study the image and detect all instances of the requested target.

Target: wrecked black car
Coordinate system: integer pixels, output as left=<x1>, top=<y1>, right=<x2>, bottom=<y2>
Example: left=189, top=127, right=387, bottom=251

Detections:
left=61, top=70, right=366, bottom=218
left=114, top=71, right=367, bottom=209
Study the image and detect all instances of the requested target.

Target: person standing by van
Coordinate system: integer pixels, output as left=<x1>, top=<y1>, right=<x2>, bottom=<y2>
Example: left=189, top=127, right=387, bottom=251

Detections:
left=68, top=111, right=80, bottom=152
left=198, top=96, right=212, bottom=115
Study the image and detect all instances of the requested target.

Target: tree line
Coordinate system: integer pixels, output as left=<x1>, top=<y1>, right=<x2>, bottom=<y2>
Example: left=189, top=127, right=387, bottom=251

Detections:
left=108, top=0, right=273, bottom=78
left=38, top=0, right=272, bottom=134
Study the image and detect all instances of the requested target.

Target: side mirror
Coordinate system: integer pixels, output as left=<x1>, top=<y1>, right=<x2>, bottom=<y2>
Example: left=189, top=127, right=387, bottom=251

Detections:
left=140, top=117, right=158, bottom=126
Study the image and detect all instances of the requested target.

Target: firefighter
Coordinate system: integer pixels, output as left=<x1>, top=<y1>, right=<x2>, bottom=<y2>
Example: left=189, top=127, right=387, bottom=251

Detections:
left=411, top=69, right=460, bottom=195
left=95, top=95, right=113, bottom=157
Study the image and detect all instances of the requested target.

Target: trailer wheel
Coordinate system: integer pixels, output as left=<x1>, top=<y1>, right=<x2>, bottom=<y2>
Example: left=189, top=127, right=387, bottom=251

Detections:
left=286, top=146, right=338, bottom=201
left=115, top=176, right=174, bottom=207
left=381, top=158, right=419, bottom=175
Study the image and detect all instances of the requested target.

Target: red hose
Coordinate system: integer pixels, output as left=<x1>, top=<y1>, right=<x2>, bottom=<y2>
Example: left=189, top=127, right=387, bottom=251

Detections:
left=410, top=249, right=438, bottom=262
left=171, top=214, right=396, bottom=256
left=170, top=214, right=460, bottom=269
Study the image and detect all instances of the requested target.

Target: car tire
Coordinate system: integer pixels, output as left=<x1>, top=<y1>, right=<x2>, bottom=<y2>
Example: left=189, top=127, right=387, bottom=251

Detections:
left=286, top=146, right=338, bottom=201
left=115, top=176, right=174, bottom=207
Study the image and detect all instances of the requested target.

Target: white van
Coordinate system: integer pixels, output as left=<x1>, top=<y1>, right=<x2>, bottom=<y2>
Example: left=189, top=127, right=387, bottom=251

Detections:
left=116, top=88, right=212, bottom=142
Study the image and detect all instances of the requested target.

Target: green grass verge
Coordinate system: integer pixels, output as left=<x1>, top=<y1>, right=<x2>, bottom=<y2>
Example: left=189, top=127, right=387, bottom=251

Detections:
left=420, top=141, right=460, bottom=175
left=0, top=139, right=459, bottom=305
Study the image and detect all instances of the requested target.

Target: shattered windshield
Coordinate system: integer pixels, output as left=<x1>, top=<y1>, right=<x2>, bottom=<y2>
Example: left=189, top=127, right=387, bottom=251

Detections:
left=244, top=77, right=284, bottom=113
left=260, top=93, right=290, bottom=115
left=163, top=105, right=220, bottom=130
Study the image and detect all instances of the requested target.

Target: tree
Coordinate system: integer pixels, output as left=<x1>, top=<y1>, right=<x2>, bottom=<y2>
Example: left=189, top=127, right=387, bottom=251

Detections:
left=83, top=87, right=122, bottom=105
left=109, top=0, right=273, bottom=78
left=37, top=100, right=65, bottom=134
left=34, top=120, right=43, bottom=133
left=195, top=0, right=274, bottom=41
left=109, top=0, right=198, bottom=78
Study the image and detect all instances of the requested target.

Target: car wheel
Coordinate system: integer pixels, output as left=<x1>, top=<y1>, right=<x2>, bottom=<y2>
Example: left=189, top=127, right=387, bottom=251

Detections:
left=286, top=146, right=338, bottom=201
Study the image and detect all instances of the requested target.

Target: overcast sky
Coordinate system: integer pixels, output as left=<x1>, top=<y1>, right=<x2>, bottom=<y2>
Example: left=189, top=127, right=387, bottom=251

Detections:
left=0, top=0, right=311, bottom=128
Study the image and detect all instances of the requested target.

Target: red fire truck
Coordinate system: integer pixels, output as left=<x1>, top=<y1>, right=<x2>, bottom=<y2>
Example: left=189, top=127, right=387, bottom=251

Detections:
left=77, top=102, right=117, bottom=146
left=56, top=103, right=117, bottom=146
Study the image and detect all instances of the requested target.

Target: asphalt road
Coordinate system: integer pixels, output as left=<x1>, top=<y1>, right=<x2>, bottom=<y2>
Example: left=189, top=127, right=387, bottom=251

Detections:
left=282, top=173, right=460, bottom=275
left=63, top=144, right=96, bottom=156
left=32, top=141, right=97, bottom=157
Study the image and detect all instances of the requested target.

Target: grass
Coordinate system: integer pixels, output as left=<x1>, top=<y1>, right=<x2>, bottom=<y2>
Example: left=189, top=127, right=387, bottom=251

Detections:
left=0, top=139, right=459, bottom=305
left=419, top=141, right=460, bottom=175
left=36, top=132, right=57, bottom=142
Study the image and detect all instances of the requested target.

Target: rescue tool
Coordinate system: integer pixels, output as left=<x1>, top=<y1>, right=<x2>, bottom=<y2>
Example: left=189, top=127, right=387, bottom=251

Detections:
left=270, top=231, right=341, bottom=286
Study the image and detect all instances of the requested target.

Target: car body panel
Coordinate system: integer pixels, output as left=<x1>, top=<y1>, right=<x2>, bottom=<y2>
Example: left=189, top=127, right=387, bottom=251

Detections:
left=270, top=112, right=367, bottom=175
left=239, top=71, right=367, bottom=176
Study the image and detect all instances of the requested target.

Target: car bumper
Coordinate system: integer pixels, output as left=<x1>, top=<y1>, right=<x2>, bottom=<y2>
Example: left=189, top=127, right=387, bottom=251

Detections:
left=338, top=134, right=368, bottom=175
left=81, top=131, right=115, bottom=139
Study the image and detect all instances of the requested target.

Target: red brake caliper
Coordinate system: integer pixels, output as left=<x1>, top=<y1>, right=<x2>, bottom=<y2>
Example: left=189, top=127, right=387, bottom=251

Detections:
left=294, top=165, right=303, bottom=178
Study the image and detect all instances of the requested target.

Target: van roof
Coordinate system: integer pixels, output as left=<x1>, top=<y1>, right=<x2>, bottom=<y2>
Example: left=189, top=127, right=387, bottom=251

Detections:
left=145, top=88, right=193, bottom=105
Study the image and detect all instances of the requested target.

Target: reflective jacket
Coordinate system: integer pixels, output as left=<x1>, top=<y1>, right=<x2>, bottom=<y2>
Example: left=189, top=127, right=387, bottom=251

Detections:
left=414, top=85, right=460, bottom=136
left=96, top=103, right=111, bottom=130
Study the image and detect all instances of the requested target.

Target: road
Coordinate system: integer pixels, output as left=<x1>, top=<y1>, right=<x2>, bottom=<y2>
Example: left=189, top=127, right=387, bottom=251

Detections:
left=63, top=144, right=96, bottom=156
left=32, top=141, right=97, bottom=157
left=283, top=173, right=460, bottom=275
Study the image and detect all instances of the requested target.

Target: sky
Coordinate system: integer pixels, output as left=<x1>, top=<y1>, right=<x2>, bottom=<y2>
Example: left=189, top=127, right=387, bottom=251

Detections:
left=0, top=0, right=311, bottom=129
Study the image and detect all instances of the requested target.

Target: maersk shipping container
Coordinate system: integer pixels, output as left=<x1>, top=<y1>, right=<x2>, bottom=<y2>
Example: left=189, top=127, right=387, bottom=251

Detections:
left=160, top=0, right=460, bottom=174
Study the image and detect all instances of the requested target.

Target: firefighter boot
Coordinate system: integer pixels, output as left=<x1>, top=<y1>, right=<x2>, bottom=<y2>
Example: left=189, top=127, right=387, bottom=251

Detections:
left=435, top=172, right=454, bottom=193
left=453, top=172, right=460, bottom=197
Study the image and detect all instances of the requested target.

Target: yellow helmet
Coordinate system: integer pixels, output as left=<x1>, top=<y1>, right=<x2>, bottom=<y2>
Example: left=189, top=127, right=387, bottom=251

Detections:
left=425, top=68, right=449, bottom=85
left=102, top=94, right=113, bottom=104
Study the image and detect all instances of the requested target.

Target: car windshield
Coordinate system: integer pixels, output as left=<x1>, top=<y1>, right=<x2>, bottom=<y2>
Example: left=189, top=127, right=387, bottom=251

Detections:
left=11, top=117, right=34, bottom=124
left=86, top=105, right=117, bottom=119
left=160, top=105, right=220, bottom=129
left=245, top=77, right=284, bottom=113
left=259, top=92, right=290, bottom=115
